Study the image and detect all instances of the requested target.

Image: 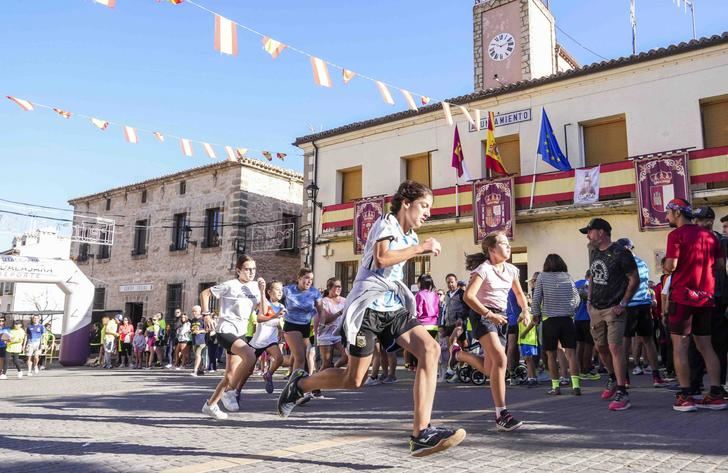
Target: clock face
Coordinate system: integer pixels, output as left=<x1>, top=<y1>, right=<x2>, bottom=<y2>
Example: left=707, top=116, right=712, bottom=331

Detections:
left=488, top=33, right=515, bottom=61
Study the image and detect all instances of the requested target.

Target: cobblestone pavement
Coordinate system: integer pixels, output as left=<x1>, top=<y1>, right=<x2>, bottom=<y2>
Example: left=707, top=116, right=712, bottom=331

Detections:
left=1, top=365, right=727, bottom=472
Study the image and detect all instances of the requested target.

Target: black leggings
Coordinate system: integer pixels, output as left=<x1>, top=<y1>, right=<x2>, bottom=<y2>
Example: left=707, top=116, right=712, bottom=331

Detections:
left=120, top=343, right=132, bottom=365
left=2, top=352, right=23, bottom=374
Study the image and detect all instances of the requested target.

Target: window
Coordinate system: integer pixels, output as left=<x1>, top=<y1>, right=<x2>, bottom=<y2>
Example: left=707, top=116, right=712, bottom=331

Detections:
left=141, top=189, right=147, bottom=204
left=700, top=95, right=728, bottom=148
left=403, top=256, right=431, bottom=289
left=280, top=213, right=298, bottom=251
left=493, top=134, right=520, bottom=176
left=133, top=219, right=148, bottom=256
left=340, top=167, right=362, bottom=204
left=198, top=282, right=219, bottom=313
left=582, top=115, right=628, bottom=167
left=78, top=243, right=90, bottom=262
left=1, top=282, right=14, bottom=296
left=203, top=208, right=222, bottom=248
left=93, top=287, right=106, bottom=310
left=166, top=284, right=184, bottom=321
left=172, top=213, right=188, bottom=251
left=404, top=153, right=431, bottom=187
left=105, top=198, right=111, bottom=211
left=180, top=180, right=187, bottom=195
left=335, top=261, right=359, bottom=296
left=97, top=242, right=111, bottom=260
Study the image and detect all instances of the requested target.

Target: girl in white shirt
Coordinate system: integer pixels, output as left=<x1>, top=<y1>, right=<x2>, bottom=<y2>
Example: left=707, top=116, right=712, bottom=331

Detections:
left=316, top=278, right=348, bottom=370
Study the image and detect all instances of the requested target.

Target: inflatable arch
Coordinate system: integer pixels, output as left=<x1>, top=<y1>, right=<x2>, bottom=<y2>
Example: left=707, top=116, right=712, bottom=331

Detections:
left=0, top=255, right=93, bottom=366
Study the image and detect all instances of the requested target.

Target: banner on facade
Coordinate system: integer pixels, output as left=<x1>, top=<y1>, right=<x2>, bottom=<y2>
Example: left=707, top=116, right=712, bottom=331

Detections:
left=472, top=176, right=514, bottom=243
left=634, top=153, right=690, bottom=231
left=574, top=166, right=600, bottom=205
left=353, top=195, right=386, bottom=254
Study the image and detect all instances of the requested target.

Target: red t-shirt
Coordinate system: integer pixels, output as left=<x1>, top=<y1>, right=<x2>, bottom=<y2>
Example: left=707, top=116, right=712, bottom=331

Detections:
left=665, top=224, right=721, bottom=307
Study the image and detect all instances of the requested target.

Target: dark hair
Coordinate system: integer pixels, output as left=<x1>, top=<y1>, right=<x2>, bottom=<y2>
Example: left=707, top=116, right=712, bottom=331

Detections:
left=266, top=279, right=282, bottom=300
left=235, top=254, right=255, bottom=270
left=390, top=180, right=433, bottom=214
left=324, top=277, right=341, bottom=297
left=660, top=257, right=666, bottom=265
left=418, top=274, right=434, bottom=291
left=297, top=268, right=313, bottom=279
left=465, top=232, right=503, bottom=271
left=445, top=273, right=457, bottom=281
left=543, top=254, right=568, bottom=273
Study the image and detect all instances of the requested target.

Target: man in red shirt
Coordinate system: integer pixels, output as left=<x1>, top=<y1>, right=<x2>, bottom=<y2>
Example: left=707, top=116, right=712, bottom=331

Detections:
left=664, top=198, right=726, bottom=411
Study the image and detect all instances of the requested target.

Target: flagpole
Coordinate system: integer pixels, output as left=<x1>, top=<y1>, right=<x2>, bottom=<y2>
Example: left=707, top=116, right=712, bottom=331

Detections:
left=529, top=156, right=538, bottom=209
left=455, top=183, right=460, bottom=218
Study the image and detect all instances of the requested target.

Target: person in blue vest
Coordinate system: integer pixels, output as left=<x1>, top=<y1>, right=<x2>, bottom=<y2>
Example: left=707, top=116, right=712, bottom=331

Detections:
left=25, top=315, right=46, bottom=376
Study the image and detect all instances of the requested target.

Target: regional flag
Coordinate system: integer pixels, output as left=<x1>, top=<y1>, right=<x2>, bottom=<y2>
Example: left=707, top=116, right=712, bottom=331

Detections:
left=485, top=111, right=507, bottom=175
left=451, top=124, right=472, bottom=183
left=262, top=151, right=273, bottom=161
left=537, top=108, right=572, bottom=171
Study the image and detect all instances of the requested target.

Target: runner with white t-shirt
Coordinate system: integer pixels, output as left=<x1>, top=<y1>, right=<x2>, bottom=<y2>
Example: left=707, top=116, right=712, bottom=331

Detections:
left=317, top=278, right=349, bottom=370
left=199, top=254, right=266, bottom=420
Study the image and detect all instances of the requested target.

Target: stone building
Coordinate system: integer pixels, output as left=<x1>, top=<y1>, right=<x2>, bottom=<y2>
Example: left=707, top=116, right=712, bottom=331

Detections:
left=68, top=159, right=303, bottom=323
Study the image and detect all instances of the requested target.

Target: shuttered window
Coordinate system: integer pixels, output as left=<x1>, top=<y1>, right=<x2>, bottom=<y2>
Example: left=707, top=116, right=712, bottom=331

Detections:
left=496, top=134, right=520, bottom=176
left=701, top=96, right=728, bottom=148
left=340, top=168, right=362, bottom=204
left=582, top=115, right=628, bottom=167
left=405, top=153, right=431, bottom=187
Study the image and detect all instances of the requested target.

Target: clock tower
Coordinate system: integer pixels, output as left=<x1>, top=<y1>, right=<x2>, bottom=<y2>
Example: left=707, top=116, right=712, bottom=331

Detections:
left=474, top=0, right=567, bottom=91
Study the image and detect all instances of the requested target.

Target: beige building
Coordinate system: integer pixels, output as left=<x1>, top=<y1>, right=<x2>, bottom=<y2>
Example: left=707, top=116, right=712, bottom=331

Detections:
left=295, top=1, right=728, bottom=292
left=68, top=159, right=303, bottom=323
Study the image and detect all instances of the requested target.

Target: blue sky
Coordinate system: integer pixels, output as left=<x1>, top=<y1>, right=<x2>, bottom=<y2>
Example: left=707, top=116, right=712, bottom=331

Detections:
left=1, top=0, right=726, bottom=248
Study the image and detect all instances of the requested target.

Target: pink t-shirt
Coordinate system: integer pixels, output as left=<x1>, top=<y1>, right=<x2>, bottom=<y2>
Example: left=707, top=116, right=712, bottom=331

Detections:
left=471, top=260, right=519, bottom=312
left=415, top=289, right=440, bottom=327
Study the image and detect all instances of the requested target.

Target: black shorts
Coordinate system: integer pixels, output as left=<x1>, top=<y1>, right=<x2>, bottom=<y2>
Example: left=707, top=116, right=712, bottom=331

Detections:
left=507, top=323, right=518, bottom=336
left=254, top=343, right=278, bottom=359
left=348, top=307, right=419, bottom=357
left=217, top=332, right=249, bottom=355
left=624, top=304, right=654, bottom=337
left=470, top=308, right=507, bottom=348
left=574, top=320, right=594, bottom=344
left=542, top=317, right=577, bottom=351
left=283, top=321, right=311, bottom=339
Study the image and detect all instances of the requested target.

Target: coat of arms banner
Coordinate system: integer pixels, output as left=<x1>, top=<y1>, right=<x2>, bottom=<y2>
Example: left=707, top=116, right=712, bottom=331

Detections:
left=634, top=153, right=690, bottom=231
left=472, top=176, right=514, bottom=243
left=353, top=195, right=386, bottom=254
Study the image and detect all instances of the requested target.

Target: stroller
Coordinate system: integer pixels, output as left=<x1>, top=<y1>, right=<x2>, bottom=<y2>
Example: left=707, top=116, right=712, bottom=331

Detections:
left=453, top=341, right=487, bottom=385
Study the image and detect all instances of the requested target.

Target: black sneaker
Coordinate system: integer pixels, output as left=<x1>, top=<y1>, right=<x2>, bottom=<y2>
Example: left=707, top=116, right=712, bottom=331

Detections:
left=495, top=410, right=523, bottom=432
left=277, top=369, right=307, bottom=417
left=572, top=387, right=582, bottom=396
left=409, top=425, right=466, bottom=457
left=312, top=389, right=323, bottom=398
left=547, top=387, right=561, bottom=395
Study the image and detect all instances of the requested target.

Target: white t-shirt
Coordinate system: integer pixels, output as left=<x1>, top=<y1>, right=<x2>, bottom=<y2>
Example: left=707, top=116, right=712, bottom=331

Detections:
left=317, top=296, right=346, bottom=344
left=210, top=279, right=261, bottom=337
left=662, top=275, right=671, bottom=296
left=249, top=302, right=283, bottom=349
left=471, top=260, right=519, bottom=312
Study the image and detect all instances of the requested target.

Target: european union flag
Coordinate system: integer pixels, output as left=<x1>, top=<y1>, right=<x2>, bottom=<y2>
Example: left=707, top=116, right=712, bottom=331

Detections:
left=537, top=108, right=572, bottom=171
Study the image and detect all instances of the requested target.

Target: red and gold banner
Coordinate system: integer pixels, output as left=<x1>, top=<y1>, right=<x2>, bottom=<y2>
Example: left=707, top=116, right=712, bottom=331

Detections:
left=635, top=153, right=690, bottom=231
left=472, top=176, right=514, bottom=243
left=353, top=195, right=386, bottom=255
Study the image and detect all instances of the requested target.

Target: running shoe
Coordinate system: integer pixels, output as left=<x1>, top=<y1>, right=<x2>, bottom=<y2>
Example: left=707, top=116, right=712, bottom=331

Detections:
left=720, top=386, right=728, bottom=401
left=263, top=371, right=274, bottom=394
left=409, top=425, right=466, bottom=457
left=495, top=410, right=523, bottom=432
left=364, top=376, right=382, bottom=386
left=673, top=394, right=697, bottom=412
left=643, top=365, right=653, bottom=375
left=696, top=393, right=727, bottom=411
left=547, top=387, right=561, bottom=395
left=559, top=377, right=570, bottom=387
left=312, top=389, right=323, bottom=398
left=190, top=372, right=197, bottom=377
left=202, top=402, right=228, bottom=420
left=608, top=391, right=631, bottom=411
left=277, top=369, right=307, bottom=417
left=296, top=392, right=314, bottom=406
left=446, top=370, right=460, bottom=384
left=0, top=374, right=6, bottom=380
left=165, top=364, right=172, bottom=369
left=652, top=376, right=670, bottom=388
left=17, top=371, right=23, bottom=379
left=601, top=379, right=617, bottom=400
left=579, top=371, right=601, bottom=381
left=175, top=367, right=181, bottom=371
left=27, top=371, right=33, bottom=377
left=525, top=378, right=538, bottom=387
left=221, top=390, right=240, bottom=412
left=572, top=387, right=582, bottom=396
left=34, top=367, right=39, bottom=375
left=382, top=375, right=398, bottom=384
left=632, top=366, right=644, bottom=375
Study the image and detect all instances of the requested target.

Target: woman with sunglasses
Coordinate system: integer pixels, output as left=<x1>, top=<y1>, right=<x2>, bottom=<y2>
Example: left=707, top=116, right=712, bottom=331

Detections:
left=317, top=278, right=348, bottom=370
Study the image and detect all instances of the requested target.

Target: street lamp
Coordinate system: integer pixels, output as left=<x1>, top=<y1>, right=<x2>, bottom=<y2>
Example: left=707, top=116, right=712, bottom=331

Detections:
left=305, top=182, right=323, bottom=209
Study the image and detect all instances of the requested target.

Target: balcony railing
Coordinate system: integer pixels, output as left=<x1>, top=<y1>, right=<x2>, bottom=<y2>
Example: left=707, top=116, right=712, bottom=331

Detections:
left=321, top=146, right=728, bottom=233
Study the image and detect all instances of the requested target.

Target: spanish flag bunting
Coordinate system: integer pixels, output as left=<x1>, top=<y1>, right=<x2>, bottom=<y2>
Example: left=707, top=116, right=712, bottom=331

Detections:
left=52, top=108, right=72, bottom=119
left=202, top=142, right=216, bottom=159
left=168, top=0, right=183, bottom=4
left=154, top=131, right=165, bottom=143
left=124, top=126, right=138, bottom=144
left=485, top=111, right=508, bottom=175
left=180, top=138, right=193, bottom=157
left=421, top=96, right=431, bottom=106
left=262, top=151, right=272, bottom=161
left=236, top=147, right=247, bottom=159
left=342, top=69, right=356, bottom=84
left=442, top=102, right=453, bottom=126
left=458, top=105, right=475, bottom=128
left=94, top=0, right=116, bottom=8
left=376, top=81, right=395, bottom=106
left=91, top=118, right=109, bottom=130
left=276, top=152, right=286, bottom=160
left=310, top=57, right=332, bottom=88
left=262, top=36, right=286, bottom=59
left=401, top=89, right=418, bottom=111
left=214, top=15, right=238, bottom=56
left=6, top=96, right=34, bottom=111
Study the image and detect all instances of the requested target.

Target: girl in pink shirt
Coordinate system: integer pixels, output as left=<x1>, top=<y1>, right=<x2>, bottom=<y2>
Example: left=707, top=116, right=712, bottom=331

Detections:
left=415, top=275, right=440, bottom=336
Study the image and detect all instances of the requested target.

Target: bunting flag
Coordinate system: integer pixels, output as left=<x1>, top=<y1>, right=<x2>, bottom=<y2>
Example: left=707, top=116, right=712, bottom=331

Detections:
left=180, top=138, right=193, bottom=157
left=401, top=89, right=418, bottom=111
left=94, top=0, right=116, bottom=8
left=276, top=152, right=286, bottom=160
left=6, top=96, right=34, bottom=111
left=153, top=131, right=165, bottom=143
left=458, top=105, right=475, bottom=128
left=124, top=126, right=138, bottom=144
left=376, top=81, right=395, bottom=105
left=52, top=108, right=72, bottom=119
left=485, top=111, right=507, bottom=175
left=421, top=96, right=431, bottom=106
left=262, top=151, right=272, bottom=161
left=224, top=146, right=236, bottom=161
left=169, top=0, right=183, bottom=4
left=474, top=109, right=482, bottom=131
left=214, top=15, right=238, bottom=56
left=202, top=142, right=216, bottom=158
left=236, top=147, right=247, bottom=159
left=262, top=36, right=286, bottom=59
left=310, top=57, right=332, bottom=88
left=342, top=69, right=356, bottom=84
left=442, top=102, right=453, bottom=126
left=91, top=117, right=109, bottom=130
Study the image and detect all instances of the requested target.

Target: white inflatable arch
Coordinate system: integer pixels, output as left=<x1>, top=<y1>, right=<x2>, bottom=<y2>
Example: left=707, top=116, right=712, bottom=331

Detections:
left=0, top=255, right=93, bottom=366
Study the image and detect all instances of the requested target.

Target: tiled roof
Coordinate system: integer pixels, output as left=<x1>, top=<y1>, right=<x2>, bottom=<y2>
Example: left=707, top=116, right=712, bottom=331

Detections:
left=294, top=32, right=728, bottom=146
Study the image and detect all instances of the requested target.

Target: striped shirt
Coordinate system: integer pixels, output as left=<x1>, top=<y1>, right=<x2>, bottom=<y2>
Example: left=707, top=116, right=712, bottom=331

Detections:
left=531, top=272, right=579, bottom=318
left=628, top=255, right=652, bottom=307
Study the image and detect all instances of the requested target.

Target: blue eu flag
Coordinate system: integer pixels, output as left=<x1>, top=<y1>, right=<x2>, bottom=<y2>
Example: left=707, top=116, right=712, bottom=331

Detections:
left=537, top=108, right=572, bottom=171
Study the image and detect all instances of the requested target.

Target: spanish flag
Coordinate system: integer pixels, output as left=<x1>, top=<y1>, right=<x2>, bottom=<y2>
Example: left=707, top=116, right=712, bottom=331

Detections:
left=485, top=111, right=507, bottom=176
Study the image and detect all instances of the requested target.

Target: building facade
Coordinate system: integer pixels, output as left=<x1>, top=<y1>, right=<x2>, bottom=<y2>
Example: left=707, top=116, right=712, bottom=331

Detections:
left=68, top=159, right=303, bottom=323
left=295, top=2, right=728, bottom=293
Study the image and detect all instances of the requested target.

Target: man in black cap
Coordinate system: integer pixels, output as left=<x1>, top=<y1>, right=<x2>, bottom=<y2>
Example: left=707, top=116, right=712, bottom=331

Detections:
left=579, top=218, right=639, bottom=411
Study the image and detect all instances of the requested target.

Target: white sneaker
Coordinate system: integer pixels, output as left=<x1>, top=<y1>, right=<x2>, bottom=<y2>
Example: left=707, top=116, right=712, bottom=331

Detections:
left=165, top=364, right=173, bottom=369
left=0, top=374, right=7, bottom=380
left=190, top=372, right=197, bottom=377
left=34, top=367, right=40, bottom=375
left=364, top=376, right=382, bottom=386
left=221, top=390, right=240, bottom=412
left=201, top=402, right=228, bottom=420
left=175, top=367, right=181, bottom=371
left=632, top=366, right=644, bottom=375
left=40, top=366, right=46, bottom=371
left=643, top=366, right=653, bottom=375
left=17, top=371, right=23, bottom=378
left=27, top=371, right=33, bottom=377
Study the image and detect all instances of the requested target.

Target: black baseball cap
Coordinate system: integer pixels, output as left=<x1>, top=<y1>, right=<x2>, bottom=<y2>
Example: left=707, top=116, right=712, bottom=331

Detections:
left=616, top=237, right=635, bottom=250
left=579, top=218, right=612, bottom=234
left=692, top=206, right=715, bottom=220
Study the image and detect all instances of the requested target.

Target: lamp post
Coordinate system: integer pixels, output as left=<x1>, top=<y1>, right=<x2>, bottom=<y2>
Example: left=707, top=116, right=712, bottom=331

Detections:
left=305, top=182, right=323, bottom=269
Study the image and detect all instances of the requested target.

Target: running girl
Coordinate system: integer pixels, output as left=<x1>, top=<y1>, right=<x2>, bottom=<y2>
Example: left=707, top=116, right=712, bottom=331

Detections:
left=317, top=278, right=348, bottom=370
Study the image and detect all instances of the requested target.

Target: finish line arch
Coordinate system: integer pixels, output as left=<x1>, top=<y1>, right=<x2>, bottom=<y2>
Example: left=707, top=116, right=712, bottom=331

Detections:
left=0, top=256, right=93, bottom=366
